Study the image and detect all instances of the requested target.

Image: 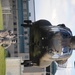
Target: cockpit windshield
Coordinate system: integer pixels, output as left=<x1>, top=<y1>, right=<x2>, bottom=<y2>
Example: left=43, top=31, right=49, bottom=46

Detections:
left=60, top=28, right=72, bottom=55
left=41, top=26, right=73, bottom=56
left=49, top=26, right=72, bottom=56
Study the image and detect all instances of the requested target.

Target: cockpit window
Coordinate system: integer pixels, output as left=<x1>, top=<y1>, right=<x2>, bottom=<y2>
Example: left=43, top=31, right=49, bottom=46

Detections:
left=62, top=47, right=69, bottom=53
left=61, top=31, right=71, bottom=38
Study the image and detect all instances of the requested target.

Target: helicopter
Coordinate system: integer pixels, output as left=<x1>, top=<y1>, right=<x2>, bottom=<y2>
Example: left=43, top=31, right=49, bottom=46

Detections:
left=21, top=19, right=75, bottom=68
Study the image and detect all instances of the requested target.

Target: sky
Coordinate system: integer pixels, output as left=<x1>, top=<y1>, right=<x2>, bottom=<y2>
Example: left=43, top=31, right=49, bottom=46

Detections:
left=35, top=0, right=75, bottom=75
left=35, top=0, right=75, bottom=35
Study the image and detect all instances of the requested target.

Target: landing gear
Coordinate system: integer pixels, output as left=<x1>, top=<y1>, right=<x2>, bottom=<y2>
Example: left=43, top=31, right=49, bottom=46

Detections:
left=21, top=60, right=33, bottom=67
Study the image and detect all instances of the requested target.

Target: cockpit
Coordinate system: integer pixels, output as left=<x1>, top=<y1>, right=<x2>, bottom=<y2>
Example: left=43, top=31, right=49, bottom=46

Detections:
left=41, top=25, right=73, bottom=59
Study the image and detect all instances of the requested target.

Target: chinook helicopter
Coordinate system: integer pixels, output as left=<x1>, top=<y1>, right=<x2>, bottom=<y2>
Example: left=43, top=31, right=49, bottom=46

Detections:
left=21, top=19, right=75, bottom=68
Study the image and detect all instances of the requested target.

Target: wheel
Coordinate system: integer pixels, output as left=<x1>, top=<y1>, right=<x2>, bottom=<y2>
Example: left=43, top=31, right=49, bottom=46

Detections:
left=24, top=20, right=32, bottom=23
left=21, top=60, right=33, bottom=67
